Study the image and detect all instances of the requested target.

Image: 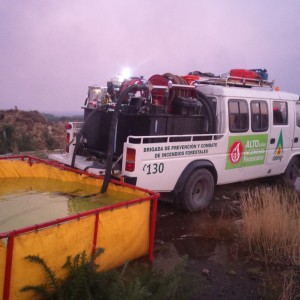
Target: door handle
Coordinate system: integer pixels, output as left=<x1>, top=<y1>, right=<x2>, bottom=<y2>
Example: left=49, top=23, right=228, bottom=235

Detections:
left=294, top=137, right=299, bottom=143
left=270, top=138, right=275, bottom=144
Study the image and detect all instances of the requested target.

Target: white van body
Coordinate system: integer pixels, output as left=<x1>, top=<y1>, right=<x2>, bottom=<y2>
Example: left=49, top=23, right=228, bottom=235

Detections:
left=49, top=74, right=300, bottom=211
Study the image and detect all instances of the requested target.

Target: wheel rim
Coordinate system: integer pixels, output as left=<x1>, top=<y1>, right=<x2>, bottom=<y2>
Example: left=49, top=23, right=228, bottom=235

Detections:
left=182, top=169, right=214, bottom=212
left=191, top=178, right=208, bottom=203
left=289, top=162, right=298, bottom=182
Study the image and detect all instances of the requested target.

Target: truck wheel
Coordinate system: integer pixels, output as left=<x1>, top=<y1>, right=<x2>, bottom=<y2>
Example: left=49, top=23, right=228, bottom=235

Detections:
left=180, top=168, right=214, bottom=212
left=283, top=157, right=300, bottom=187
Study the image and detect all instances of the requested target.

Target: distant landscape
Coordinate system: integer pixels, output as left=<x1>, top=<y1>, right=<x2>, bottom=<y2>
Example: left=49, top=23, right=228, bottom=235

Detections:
left=43, top=110, right=83, bottom=117
left=0, top=109, right=83, bottom=154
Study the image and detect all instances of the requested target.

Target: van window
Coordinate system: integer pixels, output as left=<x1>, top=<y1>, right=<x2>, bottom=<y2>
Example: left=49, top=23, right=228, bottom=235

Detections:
left=228, top=99, right=249, bottom=132
left=296, top=103, right=300, bottom=127
left=273, top=101, right=288, bottom=125
left=251, top=101, right=268, bottom=132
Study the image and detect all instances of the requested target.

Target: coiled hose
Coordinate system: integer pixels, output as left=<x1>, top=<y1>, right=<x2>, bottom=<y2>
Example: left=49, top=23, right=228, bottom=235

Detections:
left=196, top=90, right=216, bottom=134
left=163, top=73, right=216, bottom=133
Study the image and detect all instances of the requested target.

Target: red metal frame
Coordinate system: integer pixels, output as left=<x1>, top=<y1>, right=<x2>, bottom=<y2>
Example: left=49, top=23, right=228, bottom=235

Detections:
left=3, top=232, right=14, bottom=300
left=0, top=155, right=160, bottom=300
left=92, top=213, right=100, bottom=257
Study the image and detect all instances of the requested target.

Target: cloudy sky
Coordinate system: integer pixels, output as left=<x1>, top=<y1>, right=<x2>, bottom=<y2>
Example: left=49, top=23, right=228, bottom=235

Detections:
left=0, top=0, right=300, bottom=114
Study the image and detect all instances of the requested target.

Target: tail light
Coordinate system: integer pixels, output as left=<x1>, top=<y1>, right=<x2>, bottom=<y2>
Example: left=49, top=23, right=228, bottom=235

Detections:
left=125, top=148, right=136, bottom=172
left=65, top=123, right=72, bottom=130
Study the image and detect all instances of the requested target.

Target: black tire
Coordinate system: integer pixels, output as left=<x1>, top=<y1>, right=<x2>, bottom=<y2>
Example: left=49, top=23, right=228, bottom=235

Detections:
left=283, top=157, right=300, bottom=187
left=180, top=168, right=215, bottom=212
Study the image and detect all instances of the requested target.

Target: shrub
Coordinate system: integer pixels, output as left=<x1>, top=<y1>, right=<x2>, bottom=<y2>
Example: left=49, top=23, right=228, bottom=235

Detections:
left=0, top=124, right=15, bottom=153
left=21, top=249, right=114, bottom=300
left=21, top=250, right=198, bottom=300
left=43, top=129, right=59, bottom=150
left=17, top=133, right=34, bottom=152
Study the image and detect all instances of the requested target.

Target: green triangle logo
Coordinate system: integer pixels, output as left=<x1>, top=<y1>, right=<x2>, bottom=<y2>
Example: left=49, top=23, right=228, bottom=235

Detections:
left=275, top=130, right=283, bottom=155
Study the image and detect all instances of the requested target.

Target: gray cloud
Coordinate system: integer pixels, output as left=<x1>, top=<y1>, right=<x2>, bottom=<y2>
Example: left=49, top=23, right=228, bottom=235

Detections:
left=0, top=0, right=300, bottom=113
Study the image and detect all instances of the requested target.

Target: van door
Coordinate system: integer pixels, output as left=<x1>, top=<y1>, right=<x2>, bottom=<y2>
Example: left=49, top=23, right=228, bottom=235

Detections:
left=225, top=98, right=269, bottom=181
left=266, top=100, right=292, bottom=172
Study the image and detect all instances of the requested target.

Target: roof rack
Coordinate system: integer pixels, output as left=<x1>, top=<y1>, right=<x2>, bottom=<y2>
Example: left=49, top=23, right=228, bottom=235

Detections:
left=195, top=74, right=274, bottom=88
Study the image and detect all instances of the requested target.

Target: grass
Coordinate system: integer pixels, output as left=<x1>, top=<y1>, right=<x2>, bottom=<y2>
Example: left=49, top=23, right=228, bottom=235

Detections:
left=240, top=185, right=300, bottom=266
left=237, top=185, right=300, bottom=299
left=280, top=270, right=297, bottom=300
left=259, top=269, right=298, bottom=300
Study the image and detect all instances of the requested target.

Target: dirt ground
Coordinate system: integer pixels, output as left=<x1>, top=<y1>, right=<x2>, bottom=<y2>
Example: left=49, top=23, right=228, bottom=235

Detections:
left=153, top=178, right=300, bottom=299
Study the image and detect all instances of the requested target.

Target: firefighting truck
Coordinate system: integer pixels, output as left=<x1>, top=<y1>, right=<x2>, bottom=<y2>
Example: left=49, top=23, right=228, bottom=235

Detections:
left=48, top=69, right=300, bottom=212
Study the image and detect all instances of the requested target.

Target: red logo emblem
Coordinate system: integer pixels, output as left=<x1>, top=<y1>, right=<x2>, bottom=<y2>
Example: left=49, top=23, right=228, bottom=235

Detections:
left=229, top=141, right=244, bottom=164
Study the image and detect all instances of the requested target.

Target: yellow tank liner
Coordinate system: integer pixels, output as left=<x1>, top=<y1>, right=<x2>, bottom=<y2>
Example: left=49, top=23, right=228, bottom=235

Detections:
left=0, top=155, right=159, bottom=300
